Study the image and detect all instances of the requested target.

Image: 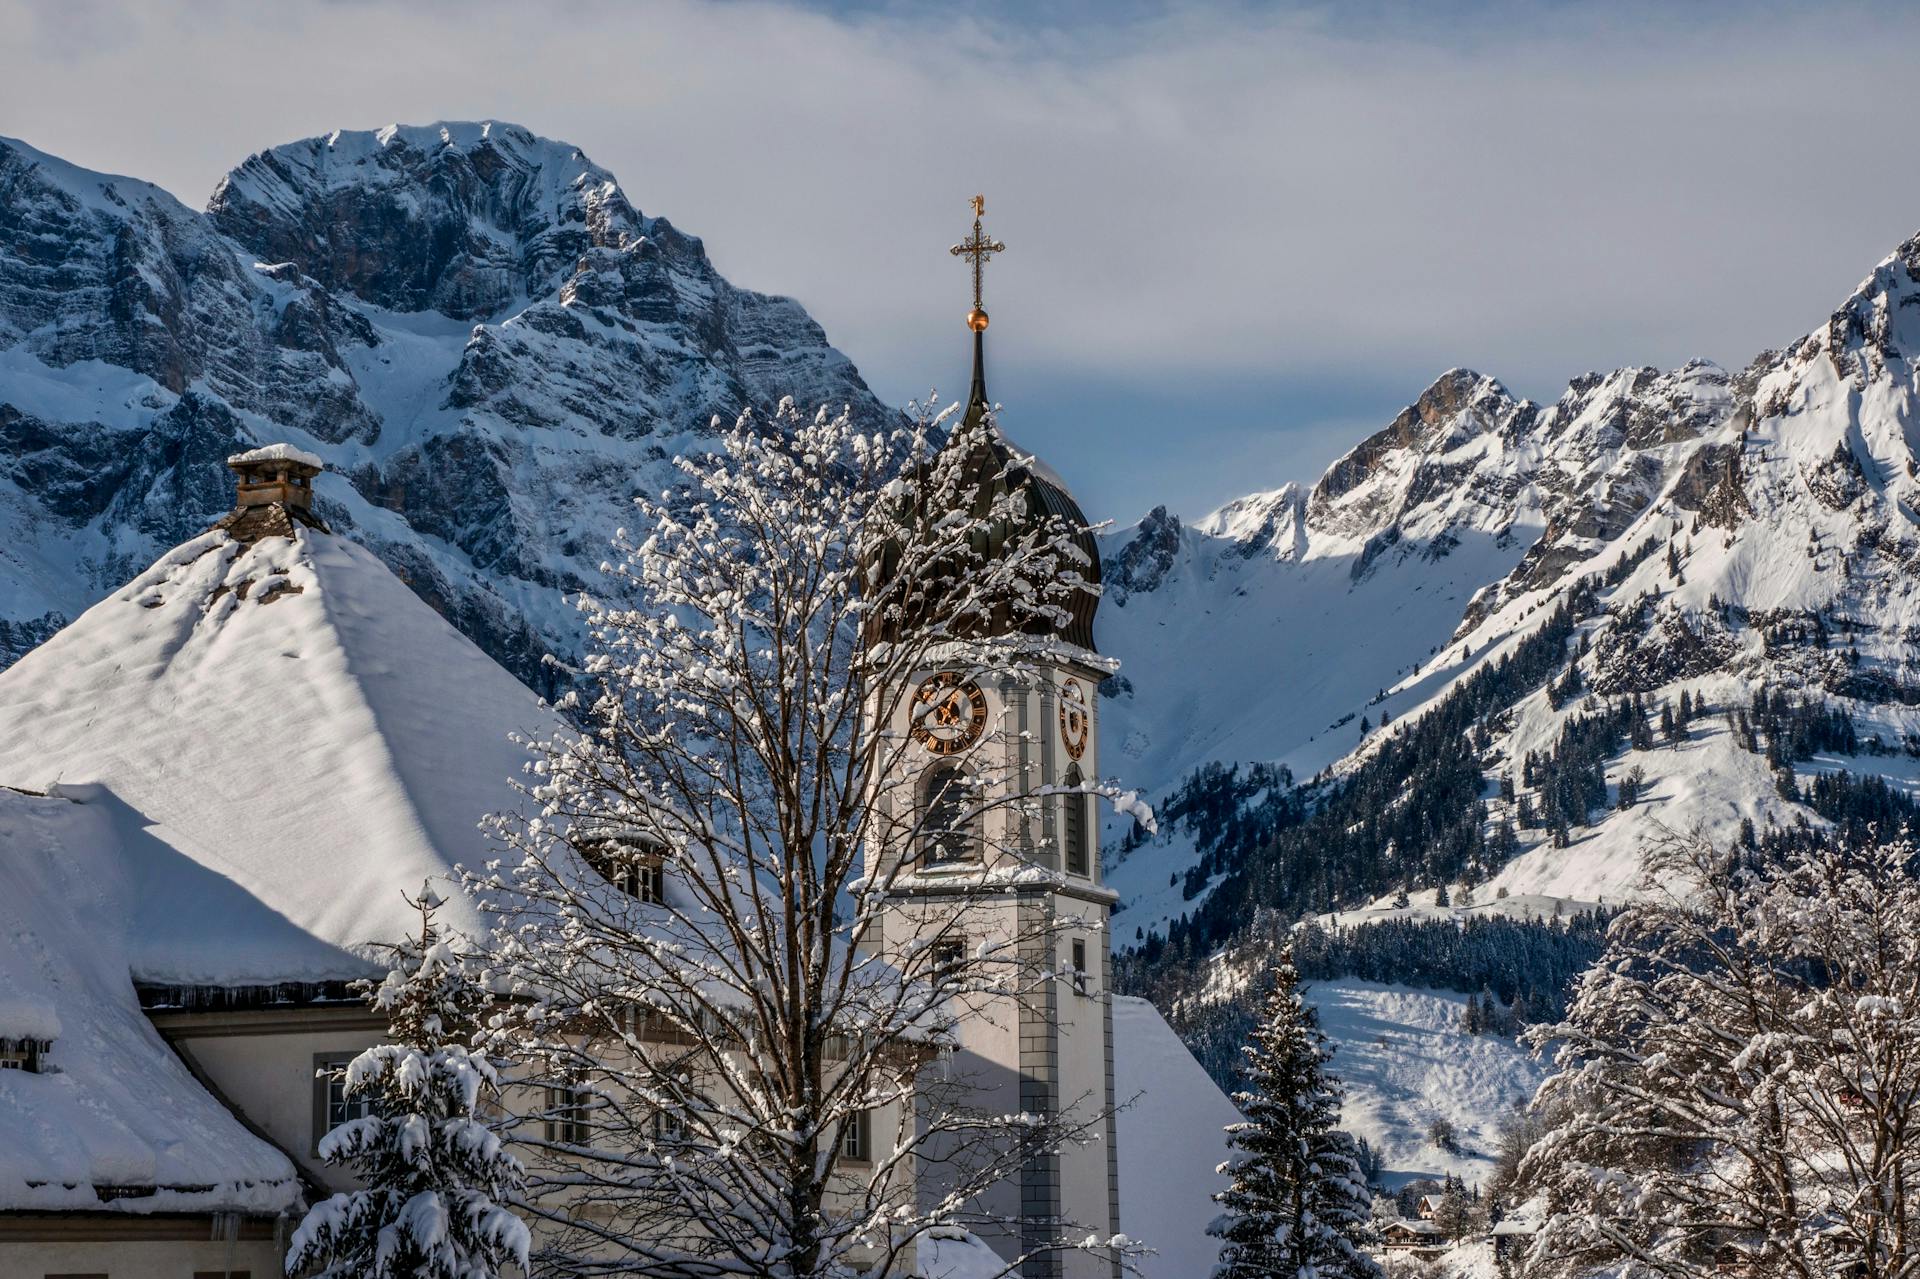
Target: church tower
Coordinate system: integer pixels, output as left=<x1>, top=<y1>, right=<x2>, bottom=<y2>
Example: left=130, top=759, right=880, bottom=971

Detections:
left=866, top=199, right=1121, bottom=1279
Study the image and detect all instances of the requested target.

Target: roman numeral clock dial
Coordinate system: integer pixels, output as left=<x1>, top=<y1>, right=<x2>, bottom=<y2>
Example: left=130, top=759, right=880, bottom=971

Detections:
left=910, top=671, right=989, bottom=755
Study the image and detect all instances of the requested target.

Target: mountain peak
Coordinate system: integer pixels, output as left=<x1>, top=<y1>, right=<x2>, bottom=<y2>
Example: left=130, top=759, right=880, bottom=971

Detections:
left=207, top=119, right=650, bottom=318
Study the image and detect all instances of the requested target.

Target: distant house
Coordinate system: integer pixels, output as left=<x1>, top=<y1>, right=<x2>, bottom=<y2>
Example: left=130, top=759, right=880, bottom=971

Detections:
left=1382, top=1218, right=1448, bottom=1256
left=1490, top=1217, right=1538, bottom=1260
left=1416, top=1193, right=1443, bottom=1220
left=1715, top=1241, right=1756, bottom=1274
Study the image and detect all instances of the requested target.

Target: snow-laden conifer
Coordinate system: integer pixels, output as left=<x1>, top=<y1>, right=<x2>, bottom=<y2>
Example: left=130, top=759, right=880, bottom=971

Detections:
left=1209, top=949, right=1382, bottom=1279
left=469, top=399, right=1146, bottom=1278
left=1519, top=833, right=1920, bottom=1278
left=286, top=886, right=528, bottom=1279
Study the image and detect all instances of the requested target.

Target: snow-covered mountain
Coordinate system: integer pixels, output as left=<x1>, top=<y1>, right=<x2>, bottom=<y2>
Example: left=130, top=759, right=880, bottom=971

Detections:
left=0, top=123, right=887, bottom=686
left=1098, top=356, right=1744, bottom=937
left=1107, top=228, right=1920, bottom=1139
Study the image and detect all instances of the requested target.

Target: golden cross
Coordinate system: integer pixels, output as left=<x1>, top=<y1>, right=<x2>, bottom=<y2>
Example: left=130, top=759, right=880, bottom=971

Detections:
left=950, top=195, right=1005, bottom=315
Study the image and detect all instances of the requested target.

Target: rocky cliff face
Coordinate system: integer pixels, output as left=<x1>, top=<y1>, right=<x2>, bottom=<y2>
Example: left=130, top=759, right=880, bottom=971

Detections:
left=0, top=123, right=887, bottom=683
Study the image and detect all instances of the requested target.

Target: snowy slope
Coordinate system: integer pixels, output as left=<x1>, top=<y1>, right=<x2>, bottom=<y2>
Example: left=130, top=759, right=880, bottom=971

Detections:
left=0, top=787, right=300, bottom=1211
left=1307, top=981, right=1543, bottom=1187
left=1111, top=981, right=1540, bottom=1272
left=0, top=524, right=559, bottom=980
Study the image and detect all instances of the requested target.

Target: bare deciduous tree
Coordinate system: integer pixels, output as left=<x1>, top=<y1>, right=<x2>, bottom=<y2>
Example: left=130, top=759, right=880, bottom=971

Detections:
left=469, top=398, right=1147, bottom=1278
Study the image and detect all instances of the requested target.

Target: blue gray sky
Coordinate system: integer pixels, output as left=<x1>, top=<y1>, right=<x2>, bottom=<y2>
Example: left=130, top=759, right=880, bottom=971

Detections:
left=7, top=0, right=1920, bottom=523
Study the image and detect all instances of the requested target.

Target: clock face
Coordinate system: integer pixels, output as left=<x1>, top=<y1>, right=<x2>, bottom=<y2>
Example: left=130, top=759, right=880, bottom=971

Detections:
left=911, top=671, right=989, bottom=755
left=1059, top=678, right=1090, bottom=760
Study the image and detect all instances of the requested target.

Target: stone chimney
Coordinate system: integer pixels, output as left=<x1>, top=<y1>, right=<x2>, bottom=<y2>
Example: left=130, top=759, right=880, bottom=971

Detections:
left=212, top=443, right=330, bottom=542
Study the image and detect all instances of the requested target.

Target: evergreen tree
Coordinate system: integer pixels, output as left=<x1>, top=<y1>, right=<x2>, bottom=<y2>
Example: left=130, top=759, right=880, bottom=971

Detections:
left=1434, top=1176, right=1473, bottom=1240
left=1210, top=952, right=1381, bottom=1279
left=287, top=887, right=529, bottom=1279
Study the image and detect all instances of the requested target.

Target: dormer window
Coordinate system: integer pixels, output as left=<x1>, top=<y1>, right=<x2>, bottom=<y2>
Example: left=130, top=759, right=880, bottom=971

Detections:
left=585, top=835, right=667, bottom=904
left=614, top=859, right=666, bottom=905
left=0, top=1038, right=48, bottom=1073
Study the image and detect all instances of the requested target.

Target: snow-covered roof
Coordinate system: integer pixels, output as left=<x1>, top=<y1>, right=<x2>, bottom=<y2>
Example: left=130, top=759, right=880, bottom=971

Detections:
left=0, top=787, right=300, bottom=1213
left=1113, top=995, right=1240, bottom=1279
left=0, top=527, right=560, bottom=984
left=227, top=441, right=324, bottom=470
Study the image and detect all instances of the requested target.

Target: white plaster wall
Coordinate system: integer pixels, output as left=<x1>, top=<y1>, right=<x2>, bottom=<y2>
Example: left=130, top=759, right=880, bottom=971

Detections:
left=173, top=1026, right=384, bottom=1193
left=0, top=1236, right=284, bottom=1277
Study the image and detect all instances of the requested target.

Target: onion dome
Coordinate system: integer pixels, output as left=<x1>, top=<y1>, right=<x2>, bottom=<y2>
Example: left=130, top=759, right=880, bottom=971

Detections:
left=865, top=199, right=1100, bottom=650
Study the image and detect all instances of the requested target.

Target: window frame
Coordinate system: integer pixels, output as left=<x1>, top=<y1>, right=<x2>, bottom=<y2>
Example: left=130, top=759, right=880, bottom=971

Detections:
left=589, top=835, right=668, bottom=904
left=1063, top=764, right=1091, bottom=877
left=546, top=1079, right=592, bottom=1147
left=919, top=764, right=979, bottom=866
left=1070, top=937, right=1089, bottom=995
left=931, top=936, right=967, bottom=984
left=312, top=1052, right=373, bottom=1153
left=841, top=1107, right=873, bottom=1164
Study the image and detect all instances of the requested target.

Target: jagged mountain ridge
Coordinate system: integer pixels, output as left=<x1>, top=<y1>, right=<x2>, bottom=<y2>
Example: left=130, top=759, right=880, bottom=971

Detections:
left=0, top=122, right=887, bottom=685
left=1104, top=228, right=1920, bottom=951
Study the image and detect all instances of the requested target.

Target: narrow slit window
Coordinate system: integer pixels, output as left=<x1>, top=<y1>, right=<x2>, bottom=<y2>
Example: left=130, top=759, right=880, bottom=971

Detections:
left=1063, top=765, right=1091, bottom=876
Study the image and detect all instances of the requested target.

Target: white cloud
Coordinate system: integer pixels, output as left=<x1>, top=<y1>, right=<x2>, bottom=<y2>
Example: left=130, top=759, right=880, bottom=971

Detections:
left=5, top=0, right=1920, bottom=519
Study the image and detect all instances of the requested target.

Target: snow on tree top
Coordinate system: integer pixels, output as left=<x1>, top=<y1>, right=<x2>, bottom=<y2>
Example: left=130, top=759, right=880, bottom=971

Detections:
left=0, top=787, right=300, bottom=1212
left=226, top=441, right=324, bottom=470
left=0, top=527, right=560, bottom=983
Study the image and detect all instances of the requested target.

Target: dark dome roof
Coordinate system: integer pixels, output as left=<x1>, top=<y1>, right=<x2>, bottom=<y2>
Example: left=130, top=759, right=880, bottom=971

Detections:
left=865, top=331, right=1101, bottom=652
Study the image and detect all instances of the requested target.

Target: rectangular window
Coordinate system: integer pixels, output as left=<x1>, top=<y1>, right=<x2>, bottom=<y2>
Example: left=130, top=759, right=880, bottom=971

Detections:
left=615, top=859, right=666, bottom=904
left=1070, top=938, right=1089, bottom=995
left=931, top=937, right=966, bottom=982
left=313, top=1053, right=371, bottom=1150
left=842, top=1108, right=872, bottom=1163
left=547, top=1082, right=591, bottom=1146
left=197, top=1272, right=254, bottom=1279
left=650, top=1108, right=685, bottom=1142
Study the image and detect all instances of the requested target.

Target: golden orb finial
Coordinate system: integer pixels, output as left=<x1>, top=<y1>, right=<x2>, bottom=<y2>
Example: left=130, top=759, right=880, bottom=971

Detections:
left=967, top=308, right=990, bottom=332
